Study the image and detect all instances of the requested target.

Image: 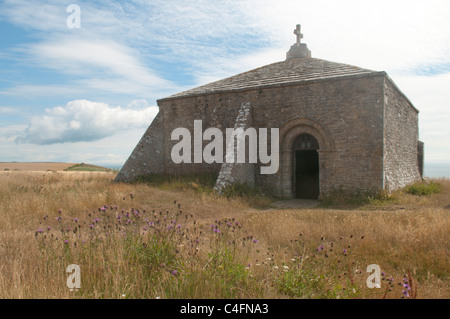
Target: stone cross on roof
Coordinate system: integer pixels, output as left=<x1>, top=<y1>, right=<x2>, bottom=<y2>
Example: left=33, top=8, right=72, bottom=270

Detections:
left=294, top=24, right=303, bottom=46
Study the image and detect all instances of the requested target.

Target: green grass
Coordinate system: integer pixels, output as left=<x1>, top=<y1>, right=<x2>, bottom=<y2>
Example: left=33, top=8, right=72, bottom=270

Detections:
left=404, top=180, right=442, bottom=196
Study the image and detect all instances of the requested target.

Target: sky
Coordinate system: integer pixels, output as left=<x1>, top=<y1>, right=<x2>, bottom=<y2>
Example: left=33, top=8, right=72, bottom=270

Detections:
left=0, top=0, right=449, bottom=175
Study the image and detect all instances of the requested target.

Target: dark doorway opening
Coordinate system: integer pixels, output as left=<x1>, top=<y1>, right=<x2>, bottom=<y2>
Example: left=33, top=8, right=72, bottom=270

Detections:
left=293, top=134, right=319, bottom=199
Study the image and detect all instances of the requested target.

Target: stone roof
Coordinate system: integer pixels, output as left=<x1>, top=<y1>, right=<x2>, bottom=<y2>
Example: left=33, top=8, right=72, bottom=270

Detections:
left=159, top=57, right=382, bottom=101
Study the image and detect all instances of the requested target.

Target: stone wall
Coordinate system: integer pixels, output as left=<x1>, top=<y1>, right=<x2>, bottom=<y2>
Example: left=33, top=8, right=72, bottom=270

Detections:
left=251, top=74, right=386, bottom=198
left=383, top=77, right=422, bottom=191
left=114, top=112, right=165, bottom=182
left=155, top=74, right=386, bottom=198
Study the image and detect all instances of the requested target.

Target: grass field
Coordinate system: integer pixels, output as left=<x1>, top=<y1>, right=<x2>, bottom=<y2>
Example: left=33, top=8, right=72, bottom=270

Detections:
left=0, top=170, right=448, bottom=299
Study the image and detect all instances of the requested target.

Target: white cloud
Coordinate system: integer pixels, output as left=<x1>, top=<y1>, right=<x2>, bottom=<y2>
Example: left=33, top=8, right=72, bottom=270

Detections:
left=0, top=107, right=17, bottom=114
left=29, top=39, right=169, bottom=85
left=16, top=99, right=158, bottom=145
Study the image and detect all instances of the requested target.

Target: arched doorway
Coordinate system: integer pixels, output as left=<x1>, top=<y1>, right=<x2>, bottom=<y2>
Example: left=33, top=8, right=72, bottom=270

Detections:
left=279, top=118, right=335, bottom=199
left=293, top=134, right=319, bottom=199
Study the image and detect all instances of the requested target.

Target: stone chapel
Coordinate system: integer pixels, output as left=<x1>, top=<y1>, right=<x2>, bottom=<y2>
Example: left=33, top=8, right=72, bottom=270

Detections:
left=115, top=25, right=424, bottom=199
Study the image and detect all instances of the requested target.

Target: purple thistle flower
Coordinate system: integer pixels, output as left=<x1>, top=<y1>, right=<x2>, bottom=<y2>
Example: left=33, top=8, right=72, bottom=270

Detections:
left=253, top=239, right=258, bottom=243
left=89, top=224, right=94, bottom=229
left=171, top=270, right=179, bottom=276
left=64, top=240, right=69, bottom=244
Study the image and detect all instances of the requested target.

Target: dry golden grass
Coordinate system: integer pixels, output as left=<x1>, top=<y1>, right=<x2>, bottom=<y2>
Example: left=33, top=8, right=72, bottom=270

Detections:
left=0, top=171, right=448, bottom=299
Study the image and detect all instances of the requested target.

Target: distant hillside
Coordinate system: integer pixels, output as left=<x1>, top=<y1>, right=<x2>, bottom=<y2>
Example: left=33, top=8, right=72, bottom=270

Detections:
left=0, top=162, right=76, bottom=171
left=64, top=163, right=113, bottom=172
left=0, top=162, right=112, bottom=172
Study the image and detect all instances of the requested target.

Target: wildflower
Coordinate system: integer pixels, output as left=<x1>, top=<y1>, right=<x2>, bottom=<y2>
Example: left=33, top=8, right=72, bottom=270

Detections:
left=317, top=245, right=324, bottom=252
left=171, top=270, right=179, bottom=276
left=74, top=218, right=78, bottom=223
left=283, top=265, right=289, bottom=270
left=64, top=240, right=69, bottom=244
left=253, top=239, right=258, bottom=244
left=402, top=290, right=410, bottom=298
left=47, top=226, right=51, bottom=231
left=89, top=224, right=94, bottom=229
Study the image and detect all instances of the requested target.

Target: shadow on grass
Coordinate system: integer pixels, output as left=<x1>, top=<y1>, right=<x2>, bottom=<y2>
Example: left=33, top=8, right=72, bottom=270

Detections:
left=319, top=179, right=443, bottom=210
left=134, top=173, right=274, bottom=209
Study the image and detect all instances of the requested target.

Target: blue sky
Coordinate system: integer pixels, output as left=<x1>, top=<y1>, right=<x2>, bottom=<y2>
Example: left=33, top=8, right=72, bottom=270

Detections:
left=0, top=0, right=449, bottom=173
